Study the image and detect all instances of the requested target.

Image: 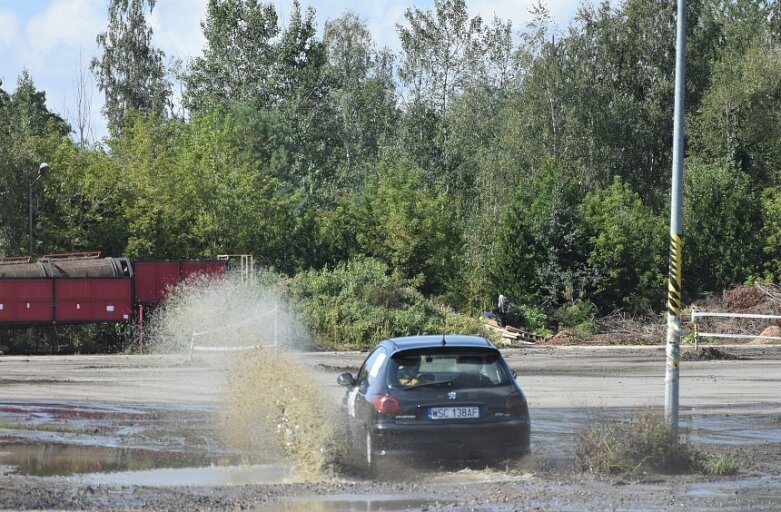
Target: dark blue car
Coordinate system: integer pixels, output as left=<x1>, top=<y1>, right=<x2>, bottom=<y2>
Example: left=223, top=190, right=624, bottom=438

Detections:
left=337, top=335, right=530, bottom=473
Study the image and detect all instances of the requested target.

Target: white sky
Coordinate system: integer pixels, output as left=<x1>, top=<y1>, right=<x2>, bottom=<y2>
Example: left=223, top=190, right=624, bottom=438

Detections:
left=0, top=0, right=589, bottom=142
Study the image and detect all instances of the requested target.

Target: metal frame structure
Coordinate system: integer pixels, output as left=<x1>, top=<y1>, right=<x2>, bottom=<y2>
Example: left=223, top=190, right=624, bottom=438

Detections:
left=217, top=254, right=256, bottom=284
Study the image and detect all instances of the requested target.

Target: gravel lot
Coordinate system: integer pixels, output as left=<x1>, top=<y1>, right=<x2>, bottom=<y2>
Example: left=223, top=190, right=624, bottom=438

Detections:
left=0, top=345, right=779, bottom=511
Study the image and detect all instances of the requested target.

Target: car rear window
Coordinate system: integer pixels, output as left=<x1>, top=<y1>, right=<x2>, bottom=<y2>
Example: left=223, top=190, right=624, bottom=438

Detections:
left=387, top=347, right=512, bottom=389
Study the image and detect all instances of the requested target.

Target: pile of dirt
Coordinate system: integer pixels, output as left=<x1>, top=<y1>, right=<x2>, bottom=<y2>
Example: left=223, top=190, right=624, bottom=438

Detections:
left=591, top=333, right=645, bottom=345
left=681, top=347, right=742, bottom=361
left=690, top=284, right=781, bottom=344
left=752, top=326, right=781, bottom=344
left=539, top=330, right=644, bottom=346
left=694, top=284, right=781, bottom=316
left=723, top=286, right=766, bottom=311
left=540, top=329, right=577, bottom=345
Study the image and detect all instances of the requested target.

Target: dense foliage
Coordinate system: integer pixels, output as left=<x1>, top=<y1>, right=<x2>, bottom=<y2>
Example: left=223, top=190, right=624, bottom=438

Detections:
left=3, top=0, right=781, bottom=350
left=289, top=256, right=488, bottom=348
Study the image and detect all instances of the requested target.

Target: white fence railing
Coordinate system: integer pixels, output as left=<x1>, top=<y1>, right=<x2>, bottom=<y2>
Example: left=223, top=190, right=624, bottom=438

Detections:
left=690, top=309, right=781, bottom=348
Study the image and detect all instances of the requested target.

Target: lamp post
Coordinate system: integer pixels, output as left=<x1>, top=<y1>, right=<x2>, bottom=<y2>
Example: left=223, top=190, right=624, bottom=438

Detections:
left=665, top=0, right=687, bottom=439
left=28, top=162, right=49, bottom=257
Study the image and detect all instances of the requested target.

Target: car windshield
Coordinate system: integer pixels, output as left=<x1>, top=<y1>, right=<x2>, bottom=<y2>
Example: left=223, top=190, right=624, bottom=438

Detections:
left=387, top=348, right=511, bottom=390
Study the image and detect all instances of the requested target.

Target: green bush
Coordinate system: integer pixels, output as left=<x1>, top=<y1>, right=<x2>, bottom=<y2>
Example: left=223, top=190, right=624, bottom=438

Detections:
left=289, top=256, right=488, bottom=349
left=555, top=300, right=598, bottom=328
left=515, top=304, right=551, bottom=338
left=491, top=159, right=591, bottom=309
left=684, top=158, right=763, bottom=293
left=579, top=177, right=666, bottom=312
left=573, top=321, right=598, bottom=338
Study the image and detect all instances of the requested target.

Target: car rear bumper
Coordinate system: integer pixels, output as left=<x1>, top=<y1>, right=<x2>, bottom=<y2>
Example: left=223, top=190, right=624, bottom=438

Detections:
left=371, top=418, right=530, bottom=462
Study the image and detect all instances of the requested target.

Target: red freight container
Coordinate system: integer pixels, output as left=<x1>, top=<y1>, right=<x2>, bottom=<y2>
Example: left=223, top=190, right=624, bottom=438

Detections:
left=0, top=279, right=53, bottom=323
left=55, top=278, right=131, bottom=323
left=133, top=260, right=227, bottom=304
left=181, top=261, right=227, bottom=281
left=133, top=261, right=180, bottom=304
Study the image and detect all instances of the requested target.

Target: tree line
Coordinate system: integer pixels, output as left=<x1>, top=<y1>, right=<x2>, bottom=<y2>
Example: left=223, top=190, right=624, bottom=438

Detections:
left=2, top=0, right=781, bottom=342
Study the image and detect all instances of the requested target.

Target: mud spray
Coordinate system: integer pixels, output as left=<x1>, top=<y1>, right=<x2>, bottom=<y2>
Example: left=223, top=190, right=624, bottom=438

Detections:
left=146, top=272, right=340, bottom=481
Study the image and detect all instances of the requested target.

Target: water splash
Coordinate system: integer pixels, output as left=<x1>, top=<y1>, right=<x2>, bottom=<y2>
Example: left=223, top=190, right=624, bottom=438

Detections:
left=144, top=271, right=338, bottom=480
left=220, top=347, right=338, bottom=480
left=146, top=272, right=297, bottom=354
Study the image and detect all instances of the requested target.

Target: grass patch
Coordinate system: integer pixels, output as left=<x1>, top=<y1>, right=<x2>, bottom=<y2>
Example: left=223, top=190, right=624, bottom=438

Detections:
left=575, top=410, right=737, bottom=476
left=702, top=453, right=739, bottom=475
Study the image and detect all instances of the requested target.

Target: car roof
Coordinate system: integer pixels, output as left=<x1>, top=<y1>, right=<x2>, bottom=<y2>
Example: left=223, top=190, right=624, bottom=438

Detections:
left=381, top=335, right=496, bottom=354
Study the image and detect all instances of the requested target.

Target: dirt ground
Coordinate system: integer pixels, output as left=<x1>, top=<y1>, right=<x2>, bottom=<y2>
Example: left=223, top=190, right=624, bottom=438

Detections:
left=1, top=344, right=780, bottom=511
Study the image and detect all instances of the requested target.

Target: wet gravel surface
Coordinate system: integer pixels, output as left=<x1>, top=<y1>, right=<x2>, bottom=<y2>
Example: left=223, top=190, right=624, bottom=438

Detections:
left=1, top=462, right=780, bottom=511
left=0, top=346, right=779, bottom=511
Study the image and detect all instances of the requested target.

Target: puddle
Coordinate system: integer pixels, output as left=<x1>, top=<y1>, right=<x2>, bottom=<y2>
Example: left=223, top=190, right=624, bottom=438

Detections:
left=75, top=463, right=293, bottom=487
left=0, top=400, right=229, bottom=453
left=2, top=398, right=778, bottom=488
left=686, top=477, right=781, bottom=504
left=687, top=413, right=781, bottom=444
left=259, top=494, right=452, bottom=511
left=530, top=406, right=781, bottom=467
left=0, top=399, right=283, bottom=482
left=530, top=408, right=588, bottom=460
left=0, top=442, right=256, bottom=477
left=0, top=401, right=140, bottom=421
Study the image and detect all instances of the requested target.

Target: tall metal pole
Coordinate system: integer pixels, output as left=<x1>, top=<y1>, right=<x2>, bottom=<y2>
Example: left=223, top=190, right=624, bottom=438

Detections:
left=28, top=164, right=49, bottom=257
left=665, top=0, right=687, bottom=438
left=28, top=182, right=34, bottom=256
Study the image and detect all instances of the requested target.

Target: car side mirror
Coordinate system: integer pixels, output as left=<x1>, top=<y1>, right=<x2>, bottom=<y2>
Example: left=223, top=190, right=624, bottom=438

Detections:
left=511, top=370, right=518, bottom=379
left=337, top=372, right=356, bottom=387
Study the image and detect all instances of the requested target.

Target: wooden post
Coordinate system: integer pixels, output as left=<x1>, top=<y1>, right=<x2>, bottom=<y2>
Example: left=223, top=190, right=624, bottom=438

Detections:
left=138, top=304, right=144, bottom=354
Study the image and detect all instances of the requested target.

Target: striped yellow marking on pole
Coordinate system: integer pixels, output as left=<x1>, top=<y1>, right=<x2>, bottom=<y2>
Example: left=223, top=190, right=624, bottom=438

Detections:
left=667, top=234, right=683, bottom=317
left=666, top=325, right=679, bottom=369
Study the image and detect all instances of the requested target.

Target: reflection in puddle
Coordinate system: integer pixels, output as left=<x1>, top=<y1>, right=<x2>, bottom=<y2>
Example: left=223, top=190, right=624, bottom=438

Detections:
left=0, top=400, right=282, bottom=481
left=0, top=442, right=251, bottom=476
left=2, top=399, right=779, bottom=496
left=529, top=408, right=589, bottom=467
left=0, top=400, right=218, bottom=454
left=261, top=495, right=451, bottom=512
left=76, top=463, right=293, bottom=487
left=688, top=414, right=781, bottom=444
left=0, top=401, right=145, bottom=422
left=687, top=476, right=781, bottom=507
left=531, top=406, right=781, bottom=462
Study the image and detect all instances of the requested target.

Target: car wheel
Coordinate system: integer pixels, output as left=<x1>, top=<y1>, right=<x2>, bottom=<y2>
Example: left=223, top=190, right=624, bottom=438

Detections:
left=364, top=427, right=388, bottom=478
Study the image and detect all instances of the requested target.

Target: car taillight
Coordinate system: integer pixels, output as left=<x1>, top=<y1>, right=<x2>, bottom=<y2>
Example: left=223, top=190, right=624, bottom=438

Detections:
left=504, top=392, right=528, bottom=416
left=372, top=394, right=401, bottom=414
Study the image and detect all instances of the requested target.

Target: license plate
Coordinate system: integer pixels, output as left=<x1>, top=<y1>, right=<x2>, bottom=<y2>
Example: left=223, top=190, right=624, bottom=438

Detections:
left=428, top=406, right=480, bottom=420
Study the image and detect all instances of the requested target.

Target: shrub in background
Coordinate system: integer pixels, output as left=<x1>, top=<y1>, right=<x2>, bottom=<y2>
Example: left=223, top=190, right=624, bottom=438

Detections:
left=289, top=256, right=489, bottom=349
left=515, top=303, right=551, bottom=338
left=553, top=300, right=599, bottom=338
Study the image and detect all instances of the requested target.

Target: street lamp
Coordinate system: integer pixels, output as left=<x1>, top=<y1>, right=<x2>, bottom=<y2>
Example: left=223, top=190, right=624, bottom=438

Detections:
left=28, top=162, right=49, bottom=257
left=665, top=0, right=687, bottom=439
